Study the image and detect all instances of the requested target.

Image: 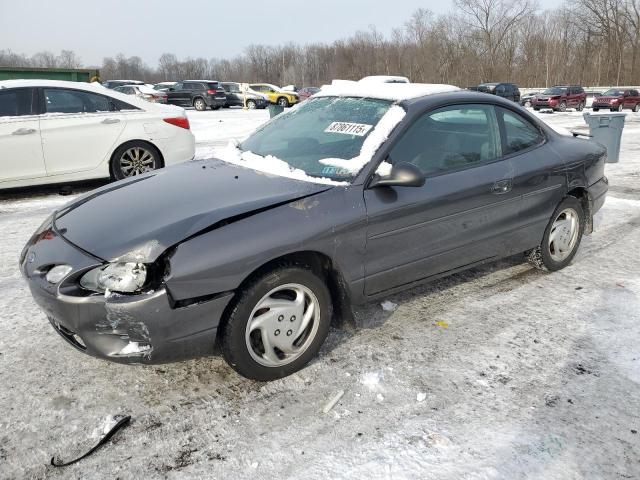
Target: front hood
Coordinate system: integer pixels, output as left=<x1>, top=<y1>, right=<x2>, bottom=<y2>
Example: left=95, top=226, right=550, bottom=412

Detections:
left=55, top=159, right=332, bottom=262
left=536, top=95, right=560, bottom=100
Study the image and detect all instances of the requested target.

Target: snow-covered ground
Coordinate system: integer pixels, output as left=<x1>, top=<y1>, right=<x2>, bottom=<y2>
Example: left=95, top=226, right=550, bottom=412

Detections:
left=1, top=107, right=639, bottom=479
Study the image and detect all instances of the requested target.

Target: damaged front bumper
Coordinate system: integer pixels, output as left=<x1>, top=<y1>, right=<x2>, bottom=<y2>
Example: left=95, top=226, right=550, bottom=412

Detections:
left=20, top=219, right=233, bottom=365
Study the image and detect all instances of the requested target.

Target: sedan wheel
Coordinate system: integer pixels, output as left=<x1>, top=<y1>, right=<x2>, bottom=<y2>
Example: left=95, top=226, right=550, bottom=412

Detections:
left=528, top=196, right=584, bottom=271
left=111, top=142, right=161, bottom=180
left=245, top=284, right=320, bottom=368
left=220, top=265, right=332, bottom=381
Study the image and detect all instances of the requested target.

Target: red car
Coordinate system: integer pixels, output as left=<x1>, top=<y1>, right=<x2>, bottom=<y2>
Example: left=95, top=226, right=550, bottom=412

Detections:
left=592, top=88, right=640, bottom=112
left=298, top=87, right=320, bottom=102
left=532, top=85, right=586, bottom=112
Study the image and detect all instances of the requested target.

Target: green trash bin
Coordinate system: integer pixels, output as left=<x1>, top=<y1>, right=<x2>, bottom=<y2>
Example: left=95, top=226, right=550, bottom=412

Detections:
left=582, top=112, right=626, bottom=163
left=268, top=104, right=284, bottom=118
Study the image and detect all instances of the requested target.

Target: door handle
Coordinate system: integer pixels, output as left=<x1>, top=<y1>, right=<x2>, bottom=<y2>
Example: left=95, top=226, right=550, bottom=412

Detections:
left=102, top=118, right=121, bottom=124
left=491, top=179, right=513, bottom=195
left=12, top=128, right=37, bottom=135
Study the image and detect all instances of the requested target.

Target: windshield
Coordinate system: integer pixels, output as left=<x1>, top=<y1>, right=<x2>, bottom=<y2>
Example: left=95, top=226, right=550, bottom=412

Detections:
left=542, top=87, right=567, bottom=95
left=477, top=84, right=496, bottom=92
left=602, top=89, right=624, bottom=96
left=238, top=97, right=392, bottom=181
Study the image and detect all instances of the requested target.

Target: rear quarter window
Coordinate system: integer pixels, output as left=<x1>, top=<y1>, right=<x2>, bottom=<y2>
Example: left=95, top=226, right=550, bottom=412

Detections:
left=0, top=88, right=33, bottom=117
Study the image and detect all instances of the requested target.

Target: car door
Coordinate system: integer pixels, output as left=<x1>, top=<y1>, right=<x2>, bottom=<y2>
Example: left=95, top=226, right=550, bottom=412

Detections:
left=0, top=87, right=46, bottom=183
left=226, top=83, right=241, bottom=106
left=496, top=106, right=565, bottom=249
left=363, top=103, right=521, bottom=296
left=39, top=88, right=126, bottom=176
left=167, top=82, right=187, bottom=106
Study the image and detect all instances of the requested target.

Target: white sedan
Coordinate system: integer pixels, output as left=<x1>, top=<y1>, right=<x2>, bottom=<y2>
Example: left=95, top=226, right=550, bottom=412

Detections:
left=0, top=79, right=195, bottom=189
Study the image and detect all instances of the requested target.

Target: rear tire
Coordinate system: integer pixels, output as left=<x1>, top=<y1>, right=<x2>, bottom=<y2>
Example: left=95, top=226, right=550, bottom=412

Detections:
left=246, top=99, right=257, bottom=109
left=220, top=265, right=332, bottom=381
left=593, top=107, right=599, bottom=112
left=111, top=141, right=162, bottom=180
left=577, top=102, right=585, bottom=112
left=528, top=196, right=585, bottom=272
left=634, top=103, right=640, bottom=112
left=613, top=104, right=623, bottom=112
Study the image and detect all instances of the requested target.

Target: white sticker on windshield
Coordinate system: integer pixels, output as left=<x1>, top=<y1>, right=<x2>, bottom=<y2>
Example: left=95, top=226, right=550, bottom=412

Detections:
left=324, top=122, right=373, bottom=136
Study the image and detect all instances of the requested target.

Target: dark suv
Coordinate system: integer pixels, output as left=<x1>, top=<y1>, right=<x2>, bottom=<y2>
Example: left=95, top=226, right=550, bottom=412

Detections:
left=220, top=82, right=269, bottom=109
left=476, top=83, right=520, bottom=102
left=532, top=85, right=586, bottom=112
left=166, top=80, right=227, bottom=111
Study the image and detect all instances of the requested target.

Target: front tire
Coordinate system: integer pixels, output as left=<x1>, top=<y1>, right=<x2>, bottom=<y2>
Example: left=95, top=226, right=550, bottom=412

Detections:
left=558, top=101, right=567, bottom=112
left=612, top=104, right=623, bottom=112
left=193, top=97, right=206, bottom=111
left=111, top=141, right=162, bottom=180
left=277, top=97, right=290, bottom=107
left=220, top=265, right=332, bottom=381
left=593, top=107, right=600, bottom=112
left=246, top=99, right=257, bottom=109
left=528, top=196, right=584, bottom=271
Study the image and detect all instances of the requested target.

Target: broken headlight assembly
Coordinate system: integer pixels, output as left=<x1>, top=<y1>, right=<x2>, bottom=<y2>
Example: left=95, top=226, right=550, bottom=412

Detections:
left=79, top=262, right=148, bottom=294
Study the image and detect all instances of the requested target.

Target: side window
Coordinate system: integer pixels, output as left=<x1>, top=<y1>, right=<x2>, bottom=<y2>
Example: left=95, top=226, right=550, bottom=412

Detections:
left=173, top=83, right=183, bottom=91
left=0, top=88, right=33, bottom=117
left=496, top=85, right=506, bottom=94
left=497, top=107, right=544, bottom=155
left=192, top=83, right=205, bottom=91
left=388, top=104, right=502, bottom=176
left=44, top=89, right=111, bottom=114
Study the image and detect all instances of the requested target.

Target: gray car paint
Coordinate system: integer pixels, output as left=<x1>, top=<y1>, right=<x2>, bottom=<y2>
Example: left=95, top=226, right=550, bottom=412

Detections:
left=21, top=91, right=608, bottom=364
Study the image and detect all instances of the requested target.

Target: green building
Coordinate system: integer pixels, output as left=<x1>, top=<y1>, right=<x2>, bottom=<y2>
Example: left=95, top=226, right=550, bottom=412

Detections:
left=0, top=67, right=100, bottom=83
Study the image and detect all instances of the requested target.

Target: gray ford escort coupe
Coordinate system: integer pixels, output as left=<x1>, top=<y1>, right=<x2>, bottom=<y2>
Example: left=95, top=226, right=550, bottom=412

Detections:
left=21, top=82, right=608, bottom=380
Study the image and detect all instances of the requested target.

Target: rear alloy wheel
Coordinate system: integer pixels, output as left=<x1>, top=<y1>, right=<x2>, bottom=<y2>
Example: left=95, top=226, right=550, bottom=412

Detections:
left=277, top=97, right=290, bottom=107
left=220, top=266, right=332, bottom=381
left=634, top=103, right=640, bottom=112
left=111, top=142, right=161, bottom=180
left=246, top=99, right=257, bottom=109
left=193, top=97, right=206, bottom=111
left=577, top=101, right=585, bottom=112
left=528, top=196, right=584, bottom=271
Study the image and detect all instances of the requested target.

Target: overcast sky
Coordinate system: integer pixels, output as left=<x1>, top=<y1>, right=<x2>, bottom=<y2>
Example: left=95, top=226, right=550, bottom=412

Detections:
left=1, top=0, right=559, bottom=67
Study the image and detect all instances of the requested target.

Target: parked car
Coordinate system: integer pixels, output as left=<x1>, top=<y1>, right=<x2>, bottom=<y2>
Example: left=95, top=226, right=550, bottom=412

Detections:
left=102, top=80, right=145, bottom=90
left=585, top=90, right=602, bottom=108
left=476, top=83, right=521, bottom=102
left=592, top=88, right=640, bottom=112
left=532, top=85, right=586, bottom=111
left=114, top=84, right=168, bottom=103
left=360, top=76, right=410, bottom=84
left=0, top=79, right=194, bottom=189
left=154, top=81, right=177, bottom=91
left=166, top=80, right=227, bottom=111
left=520, top=91, right=540, bottom=107
left=249, top=84, right=298, bottom=107
left=20, top=83, right=608, bottom=380
left=298, top=87, right=320, bottom=101
left=219, top=82, right=269, bottom=109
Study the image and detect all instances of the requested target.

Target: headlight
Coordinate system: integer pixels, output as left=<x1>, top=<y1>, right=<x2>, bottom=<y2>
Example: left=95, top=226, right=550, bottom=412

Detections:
left=80, top=262, right=147, bottom=293
left=46, top=265, right=73, bottom=284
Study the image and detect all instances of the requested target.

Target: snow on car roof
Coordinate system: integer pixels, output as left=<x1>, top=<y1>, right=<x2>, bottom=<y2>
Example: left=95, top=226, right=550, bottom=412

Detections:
left=316, top=80, right=460, bottom=102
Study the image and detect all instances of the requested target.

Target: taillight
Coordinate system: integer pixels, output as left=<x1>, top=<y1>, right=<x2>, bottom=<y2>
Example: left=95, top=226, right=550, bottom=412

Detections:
left=164, top=117, right=190, bottom=130
left=207, top=89, right=216, bottom=94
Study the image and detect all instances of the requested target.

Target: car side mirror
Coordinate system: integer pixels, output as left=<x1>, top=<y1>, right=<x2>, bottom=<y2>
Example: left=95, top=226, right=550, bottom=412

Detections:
left=369, top=162, right=425, bottom=188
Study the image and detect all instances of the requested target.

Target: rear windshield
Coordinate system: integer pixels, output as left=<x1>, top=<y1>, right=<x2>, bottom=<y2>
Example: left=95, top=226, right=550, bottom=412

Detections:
left=207, top=82, right=219, bottom=89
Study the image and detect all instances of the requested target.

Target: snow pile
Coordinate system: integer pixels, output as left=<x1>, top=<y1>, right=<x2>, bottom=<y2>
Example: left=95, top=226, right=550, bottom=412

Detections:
left=216, top=142, right=347, bottom=186
left=381, top=300, right=398, bottom=312
left=317, top=80, right=459, bottom=102
left=319, top=105, right=407, bottom=174
left=118, top=341, right=151, bottom=355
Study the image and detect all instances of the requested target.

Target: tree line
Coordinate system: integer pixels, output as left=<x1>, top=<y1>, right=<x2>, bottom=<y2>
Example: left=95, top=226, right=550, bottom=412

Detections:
left=2, top=0, right=639, bottom=88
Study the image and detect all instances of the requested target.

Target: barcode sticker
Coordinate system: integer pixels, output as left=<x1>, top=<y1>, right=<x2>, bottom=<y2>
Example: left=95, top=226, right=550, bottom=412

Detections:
left=324, top=122, right=373, bottom=136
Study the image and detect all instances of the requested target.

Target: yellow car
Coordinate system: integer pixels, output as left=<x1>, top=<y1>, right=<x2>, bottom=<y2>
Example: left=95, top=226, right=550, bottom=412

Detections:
left=249, top=84, right=299, bottom=107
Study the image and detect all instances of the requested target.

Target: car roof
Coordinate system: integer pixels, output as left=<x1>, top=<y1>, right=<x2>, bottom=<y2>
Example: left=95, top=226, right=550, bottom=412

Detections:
left=315, top=80, right=459, bottom=102
left=0, top=79, right=112, bottom=91
left=183, top=79, right=218, bottom=83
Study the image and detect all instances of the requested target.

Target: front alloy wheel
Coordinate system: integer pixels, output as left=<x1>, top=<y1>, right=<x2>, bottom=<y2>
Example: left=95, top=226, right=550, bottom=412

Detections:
left=220, top=265, right=332, bottom=381
left=277, top=97, right=290, bottom=107
left=558, top=101, right=567, bottom=112
left=194, top=98, right=206, bottom=111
